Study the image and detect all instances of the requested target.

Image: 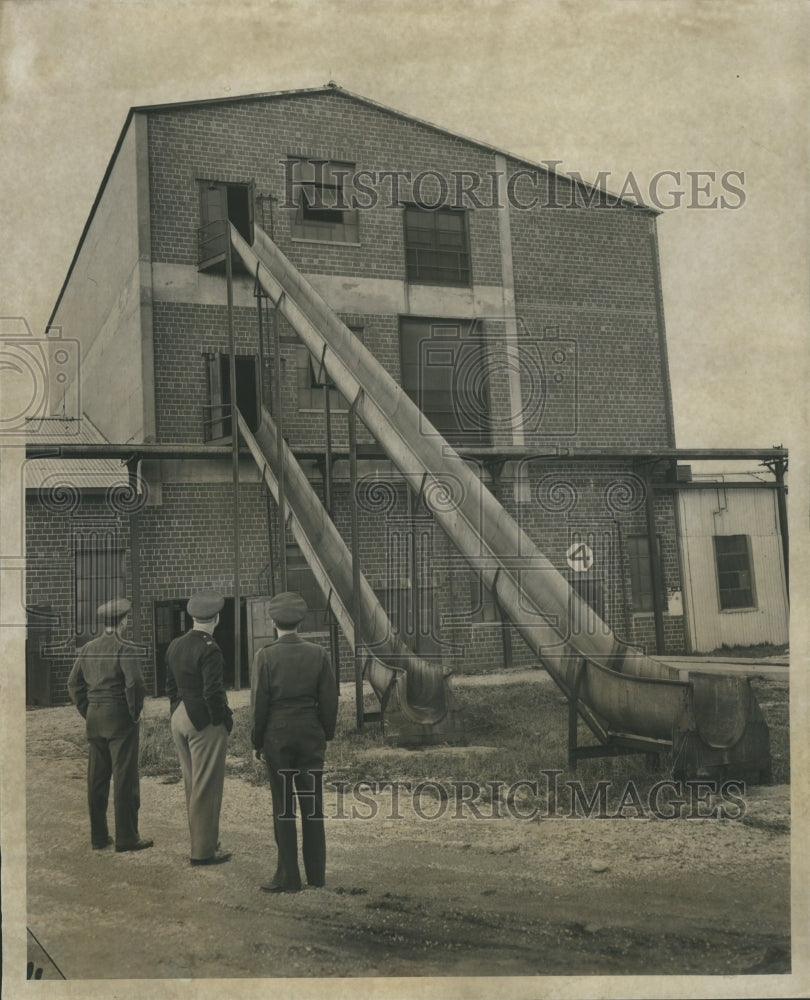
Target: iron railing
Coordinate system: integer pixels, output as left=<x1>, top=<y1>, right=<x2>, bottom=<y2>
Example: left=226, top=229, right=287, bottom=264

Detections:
left=202, top=402, right=232, bottom=441
left=197, top=218, right=228, bottom=268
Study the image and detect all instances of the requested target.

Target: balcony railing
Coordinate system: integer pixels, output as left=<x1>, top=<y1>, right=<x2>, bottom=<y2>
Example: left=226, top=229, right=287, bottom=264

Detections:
left=202, top=402, right=232, bottom=441
left=198, top=218, right=229, bottom=269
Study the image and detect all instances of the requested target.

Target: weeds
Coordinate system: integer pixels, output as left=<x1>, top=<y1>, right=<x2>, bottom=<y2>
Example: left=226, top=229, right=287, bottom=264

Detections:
left=139, top=678, right=790, bottom=806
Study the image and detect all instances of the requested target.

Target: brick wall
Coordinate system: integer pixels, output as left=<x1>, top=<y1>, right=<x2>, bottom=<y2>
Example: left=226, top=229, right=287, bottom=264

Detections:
left=26, top=495, right=134, bottom=706
left=507, top=160, right=672, bottom=450
left=148, top=90, right=502, bottom=287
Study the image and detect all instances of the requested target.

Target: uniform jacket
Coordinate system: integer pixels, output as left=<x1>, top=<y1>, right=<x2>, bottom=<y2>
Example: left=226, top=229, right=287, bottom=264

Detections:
left=165, top=629, right=233, bottom=732
left=68, top=631, right=146, bottom=722
left=251, top=634, right=338, bottom=750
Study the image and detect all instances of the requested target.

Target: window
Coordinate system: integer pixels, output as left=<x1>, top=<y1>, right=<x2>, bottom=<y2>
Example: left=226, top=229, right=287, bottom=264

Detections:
left=198, top=181, right=254, bottom=269
left=399, top=317, right=491, bottom=447
left=285, top=545, right=328, bottom=633
left=74, top=534, right=125, bottom=646
left=296, top=328, right=363, bottom=410
left=289, top=159, right=358, bottom=243
left=469, top=573, right=500, bottom=624
left=714, top=535, right=756, bottom=610
left=570, top=575, right=605, bottom=620
left=374, top=585, right=442, bottom=657
left=627, top=535, right=664, bottom=613
left=404, top=206, right=470, bottom=285
left=205, top=353, right=260, bottom=439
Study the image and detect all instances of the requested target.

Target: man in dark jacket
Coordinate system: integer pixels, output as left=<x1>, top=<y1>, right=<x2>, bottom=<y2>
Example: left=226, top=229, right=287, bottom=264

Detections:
left=166, top=590, right=233, bottom=866
left=67, top=598, right=152, bottom=852
left=252, top=592, right=338, bottom=893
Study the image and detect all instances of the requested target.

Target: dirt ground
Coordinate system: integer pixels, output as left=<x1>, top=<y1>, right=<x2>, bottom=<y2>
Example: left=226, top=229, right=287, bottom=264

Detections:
left=26, top=673, right=791, bottom=985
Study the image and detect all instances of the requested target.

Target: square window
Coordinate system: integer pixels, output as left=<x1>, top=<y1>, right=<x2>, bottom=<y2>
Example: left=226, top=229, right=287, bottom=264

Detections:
left=404, top=206, right=470, bottom=285
left=288, top=159, right=359, bottom=243
left=713, top=535, right=756, bottom=610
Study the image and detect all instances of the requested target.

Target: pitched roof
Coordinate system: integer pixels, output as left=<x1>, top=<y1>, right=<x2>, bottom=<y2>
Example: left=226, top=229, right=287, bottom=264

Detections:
left=47, top=81, right=656, bottom=329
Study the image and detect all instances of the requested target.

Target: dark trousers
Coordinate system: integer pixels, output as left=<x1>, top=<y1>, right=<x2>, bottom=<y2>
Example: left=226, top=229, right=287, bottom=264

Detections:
left=85, top=702, right=140, bottom=848
left=263, top=715, right=326, bottom=891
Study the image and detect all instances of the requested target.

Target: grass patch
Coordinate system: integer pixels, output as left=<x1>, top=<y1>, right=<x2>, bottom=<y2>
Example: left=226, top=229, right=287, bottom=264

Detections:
left=138, top=679, right=790, bottom=807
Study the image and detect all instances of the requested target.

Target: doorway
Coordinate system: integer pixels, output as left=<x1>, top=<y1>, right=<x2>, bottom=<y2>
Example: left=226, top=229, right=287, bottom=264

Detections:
left=153, top=597, right=249, bottom=694
left=198, top=181, right=254, bottom=270
left=206, top=353, right=261, bottom=439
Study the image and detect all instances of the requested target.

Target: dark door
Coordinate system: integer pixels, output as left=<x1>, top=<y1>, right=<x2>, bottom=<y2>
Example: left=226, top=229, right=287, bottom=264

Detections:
left=220, top=354, right=260, bottom=434
left=153, top=599, right=189, bottom=696
left=198, top=182, right=254, bottom=269
left=214, top=597, right=249, bottom=688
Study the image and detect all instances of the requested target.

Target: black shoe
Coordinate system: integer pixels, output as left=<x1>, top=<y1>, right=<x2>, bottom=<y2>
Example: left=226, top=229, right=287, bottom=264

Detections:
left=115, top=838, right=154, bottom=853
left=260, top=882, right=300, bottom=893
left=92, top=836, right=113, bottom=850
left=190, top=850, right=231, bottom=867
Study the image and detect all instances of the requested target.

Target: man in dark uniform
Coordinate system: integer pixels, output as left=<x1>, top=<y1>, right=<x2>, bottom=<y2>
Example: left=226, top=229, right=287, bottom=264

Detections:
left=252, top=592, right=338, bottom=893
left=67, top=598, right=152, bottom=852
left=165, top=590, right=233, bottom=866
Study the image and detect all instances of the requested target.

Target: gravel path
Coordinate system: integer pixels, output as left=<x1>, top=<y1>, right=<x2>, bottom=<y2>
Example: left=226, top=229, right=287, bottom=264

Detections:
left=25, top=680, right=792, bottom=987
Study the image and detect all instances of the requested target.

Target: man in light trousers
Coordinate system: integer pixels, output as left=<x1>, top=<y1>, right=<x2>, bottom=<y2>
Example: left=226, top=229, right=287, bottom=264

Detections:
left=166, top=590, right=233, bottom=866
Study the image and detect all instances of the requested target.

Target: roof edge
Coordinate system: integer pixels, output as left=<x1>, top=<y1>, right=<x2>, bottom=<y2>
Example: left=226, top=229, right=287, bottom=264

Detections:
left=47, top=81, right=658, bottom=329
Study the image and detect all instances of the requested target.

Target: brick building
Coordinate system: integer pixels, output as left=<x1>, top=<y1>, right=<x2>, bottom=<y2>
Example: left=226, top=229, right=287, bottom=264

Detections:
left=27, top=83, right=730, bottom=707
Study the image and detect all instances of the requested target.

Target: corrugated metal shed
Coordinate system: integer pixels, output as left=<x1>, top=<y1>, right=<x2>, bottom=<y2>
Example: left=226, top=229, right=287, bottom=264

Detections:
left=678, top=484, right=788, bottom=652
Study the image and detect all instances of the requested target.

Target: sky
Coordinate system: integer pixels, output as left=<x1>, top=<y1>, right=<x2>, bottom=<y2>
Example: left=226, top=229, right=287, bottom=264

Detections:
left=1, top=0, right=807, bottom=454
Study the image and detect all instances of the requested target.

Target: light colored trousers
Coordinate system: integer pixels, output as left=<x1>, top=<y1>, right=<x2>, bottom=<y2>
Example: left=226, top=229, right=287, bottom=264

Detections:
left=170, top=701, right=228, bottom=860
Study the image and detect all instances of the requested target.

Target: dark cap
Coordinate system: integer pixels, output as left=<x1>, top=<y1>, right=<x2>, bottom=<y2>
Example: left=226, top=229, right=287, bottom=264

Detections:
left=268, top=591, right=308, bottom=627
left=187, top=590, right=225, bottom=621
left=98, top=598, right=131, bottom=622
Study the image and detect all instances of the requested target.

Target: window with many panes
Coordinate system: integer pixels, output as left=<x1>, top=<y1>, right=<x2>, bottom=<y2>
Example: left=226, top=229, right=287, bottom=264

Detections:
left=74, top=533, right=125, bottom=646
left=404, top=205, right=470, bottom=285
left=713, top=535, right=756, bottom=610
left=399, top=317, right=491, bottom=447
left=285, top=544, right=329, bottom=633
left=289, top=159, right=359, bottom=243
left=626, top=535, right=665, bottom=613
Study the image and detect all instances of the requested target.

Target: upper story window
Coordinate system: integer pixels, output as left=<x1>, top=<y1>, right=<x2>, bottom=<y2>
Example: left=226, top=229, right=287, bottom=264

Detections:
left=404, top=206, right=470, bottom=286
left=297, top=327, right=363, bottom=410
left=713, top=534, right=756, bottom=610
left=198, top=181, right=254, bottom=270
left=289, top=159, right=359, bottom=244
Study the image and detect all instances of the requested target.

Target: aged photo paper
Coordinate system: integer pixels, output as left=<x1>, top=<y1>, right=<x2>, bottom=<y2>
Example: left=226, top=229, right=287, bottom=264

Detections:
left=1, top=1, right=807, bottom=998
